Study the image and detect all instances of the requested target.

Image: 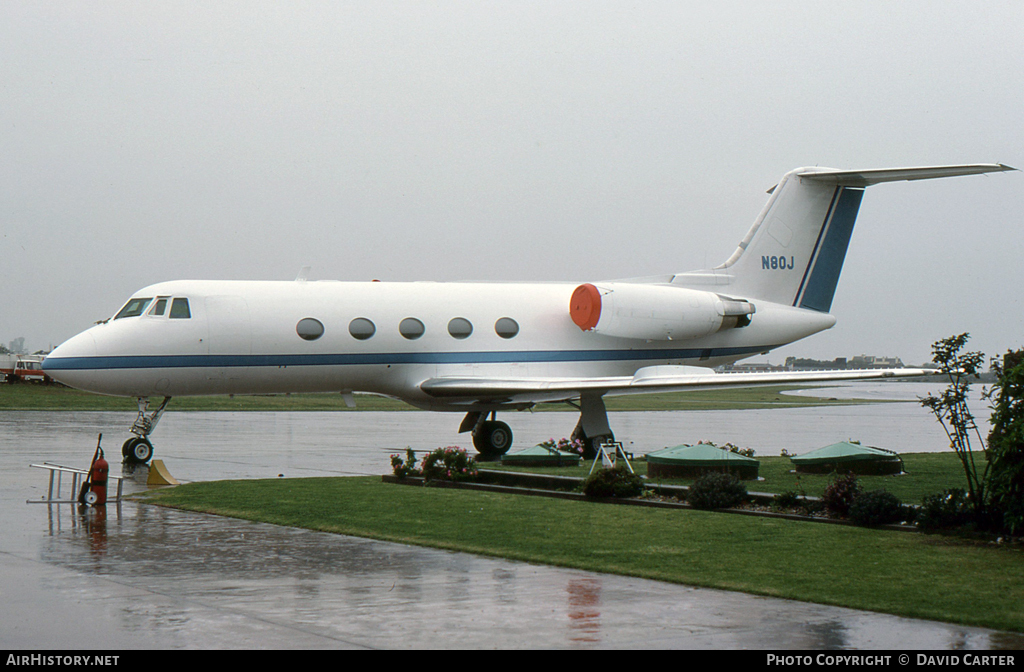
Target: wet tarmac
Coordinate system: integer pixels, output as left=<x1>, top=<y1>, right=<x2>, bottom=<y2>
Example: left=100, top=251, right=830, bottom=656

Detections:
left=2, top=401, right=1021, bottom=650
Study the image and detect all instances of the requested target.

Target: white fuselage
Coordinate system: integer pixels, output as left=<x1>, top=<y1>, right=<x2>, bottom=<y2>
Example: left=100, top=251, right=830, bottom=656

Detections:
left=43, top=278, right=834, bottom=410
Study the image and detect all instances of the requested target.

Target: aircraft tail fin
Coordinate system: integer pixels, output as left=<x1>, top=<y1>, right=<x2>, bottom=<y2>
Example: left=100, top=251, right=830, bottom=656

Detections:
left=700, top=164, right=1015, bottom=311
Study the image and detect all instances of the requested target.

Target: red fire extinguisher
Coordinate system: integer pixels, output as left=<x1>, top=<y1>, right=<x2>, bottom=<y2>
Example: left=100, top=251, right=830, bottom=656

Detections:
left=79, top=434, right=109, bottom=506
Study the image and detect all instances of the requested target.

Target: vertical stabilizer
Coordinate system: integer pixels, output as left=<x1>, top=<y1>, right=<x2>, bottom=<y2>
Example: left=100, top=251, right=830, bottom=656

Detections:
left=700, top=163, right=1014, bottom=311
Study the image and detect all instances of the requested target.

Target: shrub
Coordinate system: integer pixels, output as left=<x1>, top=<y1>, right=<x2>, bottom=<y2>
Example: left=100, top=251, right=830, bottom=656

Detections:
left=917, top=488, right=973, bottom=531
left=390, top=448, right=421, bottom=479
left=420, top=446, right=478, bottom=482
left=773, top=490, right=801, bottom=510
left=800, top=499, right=826, bottom=516
left=722, top=442, right=756, bottom=458
left=823, top=473, right=862, bottom=518
left=696, top=439, right=755, bottom=458
left=539, top=437, right=585, bottom=456
left=688, top=471, right=747, bottom=510
left=582, top=465, right=645, bottom=498
left=849, top=490, right=905, bottom=527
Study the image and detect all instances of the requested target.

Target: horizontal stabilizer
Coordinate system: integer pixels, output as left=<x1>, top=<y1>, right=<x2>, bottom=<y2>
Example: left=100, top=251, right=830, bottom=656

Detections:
left=797, top=164, right=1016, bottom=187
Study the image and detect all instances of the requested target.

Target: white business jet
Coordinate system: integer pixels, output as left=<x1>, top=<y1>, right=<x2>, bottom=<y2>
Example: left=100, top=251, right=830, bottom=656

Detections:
left=43, top=164, right=1014, bottom=464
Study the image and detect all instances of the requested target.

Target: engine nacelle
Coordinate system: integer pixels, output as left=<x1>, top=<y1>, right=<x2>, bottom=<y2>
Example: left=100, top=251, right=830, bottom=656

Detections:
left=569, top=282, right=754, bottom=341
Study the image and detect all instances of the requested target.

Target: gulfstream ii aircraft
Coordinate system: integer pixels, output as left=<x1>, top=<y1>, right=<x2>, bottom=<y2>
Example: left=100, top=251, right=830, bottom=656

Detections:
left=43, top=164, right=1014, bottom=464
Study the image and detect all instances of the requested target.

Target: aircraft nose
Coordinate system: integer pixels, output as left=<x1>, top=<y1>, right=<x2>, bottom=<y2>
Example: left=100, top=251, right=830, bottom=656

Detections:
left=48, top=330, right=97, bottom=360
left=42, top=330, right=97, bottom=386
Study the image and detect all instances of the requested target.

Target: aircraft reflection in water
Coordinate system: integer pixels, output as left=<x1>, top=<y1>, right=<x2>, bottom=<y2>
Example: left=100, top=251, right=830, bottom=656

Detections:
left=43, top=164, right=1015, bottom=463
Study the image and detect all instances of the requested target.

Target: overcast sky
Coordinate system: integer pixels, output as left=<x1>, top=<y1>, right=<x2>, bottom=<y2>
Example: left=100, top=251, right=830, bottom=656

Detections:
left=2, top=2, right=1022, bottom=366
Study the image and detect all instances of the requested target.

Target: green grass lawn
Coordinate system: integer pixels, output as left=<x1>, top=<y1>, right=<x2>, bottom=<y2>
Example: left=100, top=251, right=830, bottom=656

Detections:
left=0, top=384, right=412, bottom=411
left=138, top=475, right=1024, bottom=633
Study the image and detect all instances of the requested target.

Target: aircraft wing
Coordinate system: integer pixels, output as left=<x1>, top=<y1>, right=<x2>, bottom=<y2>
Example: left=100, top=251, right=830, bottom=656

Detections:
left=419, top=366, right=938, bottom=406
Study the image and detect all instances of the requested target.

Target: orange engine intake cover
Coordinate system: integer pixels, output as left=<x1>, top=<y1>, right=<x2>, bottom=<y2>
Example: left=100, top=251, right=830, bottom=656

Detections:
left=569, top=283, right=602, bottom=331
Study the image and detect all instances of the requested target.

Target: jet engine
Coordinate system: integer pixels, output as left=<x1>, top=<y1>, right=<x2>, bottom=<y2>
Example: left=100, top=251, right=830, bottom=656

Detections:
left=569, top=282, right=754, bottom=341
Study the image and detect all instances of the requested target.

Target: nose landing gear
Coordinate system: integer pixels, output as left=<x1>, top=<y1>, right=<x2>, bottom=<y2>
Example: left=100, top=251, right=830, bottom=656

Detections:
left=122, top=396, right=171, bottom=465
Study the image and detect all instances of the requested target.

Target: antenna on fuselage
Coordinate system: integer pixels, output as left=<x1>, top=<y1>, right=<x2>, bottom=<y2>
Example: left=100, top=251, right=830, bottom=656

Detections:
left=295, top=266, right=312, bottom=282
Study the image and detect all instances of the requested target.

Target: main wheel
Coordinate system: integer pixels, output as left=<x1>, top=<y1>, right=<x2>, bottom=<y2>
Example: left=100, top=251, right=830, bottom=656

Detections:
left=571, top=426, right=613, bottom=460
left=586, top=433, right=614, bottom=460
left=473, top=421, right=513, bottom=459
left=123, top=437, right=154, bottom=464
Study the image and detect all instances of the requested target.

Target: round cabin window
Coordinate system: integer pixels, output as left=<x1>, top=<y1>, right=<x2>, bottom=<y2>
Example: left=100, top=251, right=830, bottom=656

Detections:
left=447, top=317, right=473, bottom=340
left=296, top=318, right=325, bottom=341
left=349, top=317, right=376, bottom=341
left=495, top=317, right=519, bottom=339
left=399, top=317, right=425, bottom=340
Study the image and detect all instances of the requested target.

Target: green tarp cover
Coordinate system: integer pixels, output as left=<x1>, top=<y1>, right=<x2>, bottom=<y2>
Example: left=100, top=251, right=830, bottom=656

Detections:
left=501, top=444, right=579, bottom=462
left=790, top=441, right=899, bottom=465
left=646, top=444, right=759, bottom=466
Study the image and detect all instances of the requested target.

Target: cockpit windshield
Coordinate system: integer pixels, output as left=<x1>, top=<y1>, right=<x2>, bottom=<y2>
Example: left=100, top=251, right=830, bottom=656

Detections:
left=114, top=298, right=153, bottom=319
left=149, top=298, right=168, bottom=316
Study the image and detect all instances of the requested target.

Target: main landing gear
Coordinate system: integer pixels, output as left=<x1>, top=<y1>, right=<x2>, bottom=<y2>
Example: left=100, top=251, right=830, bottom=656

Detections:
left=569, top=392, right=614, bottom=460
left=460, top=411, right=513, bottom=460
left=122, top=396, right=171, bottom=465
left=459, top=392, right=615, bottom=461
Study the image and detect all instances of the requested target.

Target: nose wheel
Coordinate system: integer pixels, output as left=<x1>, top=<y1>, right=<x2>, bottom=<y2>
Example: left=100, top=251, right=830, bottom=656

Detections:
left=122, top=437, right=154, bottom=464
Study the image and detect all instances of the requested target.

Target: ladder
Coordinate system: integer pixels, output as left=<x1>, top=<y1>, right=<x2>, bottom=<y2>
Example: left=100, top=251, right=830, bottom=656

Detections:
left=27, top=463, right=124, bottom=505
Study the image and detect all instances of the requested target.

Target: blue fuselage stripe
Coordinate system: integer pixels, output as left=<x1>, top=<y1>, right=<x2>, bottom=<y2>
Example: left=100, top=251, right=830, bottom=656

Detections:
left=42, top=345, right=777, bottom=371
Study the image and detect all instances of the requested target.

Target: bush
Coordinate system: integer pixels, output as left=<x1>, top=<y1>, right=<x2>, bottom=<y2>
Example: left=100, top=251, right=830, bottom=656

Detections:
left=917, top=488, right=973, bottom=531
left=420, top=446, right=478, bottom=482
left=539, top=437, right=585, bottom=456
left=773, top=490, right=801, bottom=510
left=800, top=499, right=826, bottom=516
left=688, top=471, right=747, bottom=510
left=390, top=448, right=421, bottom=479
left=582, top=465, right=645, bottom=498
left=849, top=490, right=905, bottom=527
left=987, top=349, right=1024, bottom=535
left=823, top=473, right=862, bottom=518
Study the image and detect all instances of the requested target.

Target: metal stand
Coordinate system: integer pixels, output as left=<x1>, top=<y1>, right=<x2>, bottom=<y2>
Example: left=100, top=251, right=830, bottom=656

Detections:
left=588, top=440, right=634, bottom=476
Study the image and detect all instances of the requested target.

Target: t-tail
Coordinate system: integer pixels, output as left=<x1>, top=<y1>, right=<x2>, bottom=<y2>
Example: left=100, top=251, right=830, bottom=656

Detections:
left=694, top=164, right=1015, bottom=310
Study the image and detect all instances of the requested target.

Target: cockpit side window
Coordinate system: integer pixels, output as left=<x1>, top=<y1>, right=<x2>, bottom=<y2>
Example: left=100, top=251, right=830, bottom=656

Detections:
left=149, top=298, right=168, bottom=316
left=114, top=298, right=153, bottom=319
left=169, top=298, right=191, bottom=319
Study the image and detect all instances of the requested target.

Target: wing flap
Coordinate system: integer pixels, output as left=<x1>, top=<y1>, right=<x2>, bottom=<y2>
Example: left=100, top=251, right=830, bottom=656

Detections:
left=419, top=366, right=937, bottom=405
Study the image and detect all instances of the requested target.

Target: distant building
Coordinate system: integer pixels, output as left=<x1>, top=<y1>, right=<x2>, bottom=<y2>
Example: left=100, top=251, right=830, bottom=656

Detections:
left=848, top=355, right=904, bottom=369
left=717, top=362, right=787, bottom=373
left=784, top=356, right=848, bottom=370
left=721, top=354, right=906, bottom=373
left=779, top=355, right=905, bottom=371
